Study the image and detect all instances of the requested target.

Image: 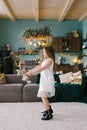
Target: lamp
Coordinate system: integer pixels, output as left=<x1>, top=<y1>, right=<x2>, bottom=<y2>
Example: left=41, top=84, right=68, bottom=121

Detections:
left=71, top=56, right=82, bottom=65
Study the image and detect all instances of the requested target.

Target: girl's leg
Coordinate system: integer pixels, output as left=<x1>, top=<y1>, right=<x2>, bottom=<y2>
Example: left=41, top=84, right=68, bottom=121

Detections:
left=41, top=97, right=50, bottom=110
left=41, top=97, right=53, bottom=120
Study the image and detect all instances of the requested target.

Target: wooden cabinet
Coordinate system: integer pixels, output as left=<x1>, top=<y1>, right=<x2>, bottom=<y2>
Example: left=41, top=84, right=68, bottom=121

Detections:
left=51, top=37, right=62, bottom=52
left=55, top=64, right=69, bottom=73
left=52, top=35, right=82, bottom=73
left=55, top=64, right=82, bottom=73
left=52, top=36, right=81, bottom=52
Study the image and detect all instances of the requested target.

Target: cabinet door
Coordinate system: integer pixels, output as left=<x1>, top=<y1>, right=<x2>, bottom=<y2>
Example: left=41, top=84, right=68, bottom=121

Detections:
left=52, top=37, right=62, bottom=52
left=62, top=38, right=71, bottom=52
left=70, top=37, right=81, bottom=52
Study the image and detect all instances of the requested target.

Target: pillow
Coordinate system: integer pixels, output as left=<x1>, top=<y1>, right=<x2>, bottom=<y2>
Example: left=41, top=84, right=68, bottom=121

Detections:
left=71, top=79, right=82, bottom=84
left=59, top=72, right=73, bottom=83
left=71, top=71, right=82, bottom=84
left=0, top=73, right=7, bottom=84
left=73, top=71, right=81, bottom=76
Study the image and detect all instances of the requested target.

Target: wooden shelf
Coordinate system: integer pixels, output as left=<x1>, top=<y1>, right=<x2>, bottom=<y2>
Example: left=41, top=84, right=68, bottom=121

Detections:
left=55, top=64, right=83, bottom=73
left=20, top=54, right=37, bottom=55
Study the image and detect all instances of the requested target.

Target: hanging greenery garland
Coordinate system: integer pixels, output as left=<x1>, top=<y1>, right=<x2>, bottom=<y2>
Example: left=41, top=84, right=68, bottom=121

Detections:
left=20, top=25, right=53, bottom=48
left=21, top=25, right=52, bottom=39
left=20, top=25, right=53, bottom=46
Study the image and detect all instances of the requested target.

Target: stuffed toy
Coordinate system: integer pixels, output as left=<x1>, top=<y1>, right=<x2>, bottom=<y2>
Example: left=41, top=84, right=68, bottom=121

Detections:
left=16, top=69, right=31, bottom=84
left=16, top=69, right=26, bottom=75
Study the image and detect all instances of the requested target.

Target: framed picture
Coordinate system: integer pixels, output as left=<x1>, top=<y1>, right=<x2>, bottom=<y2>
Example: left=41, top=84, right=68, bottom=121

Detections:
left=18, top=47, right=26, bottom=54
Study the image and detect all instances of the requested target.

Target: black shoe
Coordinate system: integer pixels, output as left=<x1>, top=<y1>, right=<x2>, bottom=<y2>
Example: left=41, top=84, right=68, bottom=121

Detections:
left=41, top=110, right=53, bottom=121
left=41, top=105, right=53, bottom=114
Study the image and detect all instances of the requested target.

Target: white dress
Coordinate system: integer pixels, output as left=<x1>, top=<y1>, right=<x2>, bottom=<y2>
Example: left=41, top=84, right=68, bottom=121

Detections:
left=37, top=58, right=55, bottom=98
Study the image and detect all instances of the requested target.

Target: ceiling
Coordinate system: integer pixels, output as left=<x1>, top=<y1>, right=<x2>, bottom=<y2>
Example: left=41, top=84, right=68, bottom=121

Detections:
left=0, top=0, right=87, bottom=22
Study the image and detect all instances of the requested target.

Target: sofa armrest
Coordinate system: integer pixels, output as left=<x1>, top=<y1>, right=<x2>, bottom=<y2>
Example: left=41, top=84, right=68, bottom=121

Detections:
left=82, top=74, right=87, bottom=96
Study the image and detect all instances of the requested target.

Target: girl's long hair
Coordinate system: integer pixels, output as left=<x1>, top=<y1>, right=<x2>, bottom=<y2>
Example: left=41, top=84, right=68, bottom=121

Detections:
left=43, top=46, right=55, bottom=72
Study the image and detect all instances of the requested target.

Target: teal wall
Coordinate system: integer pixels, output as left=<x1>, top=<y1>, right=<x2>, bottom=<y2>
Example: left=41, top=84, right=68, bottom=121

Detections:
left=82, top=18, right=87, bottom=39
left=82, top=18, right=87, bottom=66
left=0, top=19, right=82, bottom=61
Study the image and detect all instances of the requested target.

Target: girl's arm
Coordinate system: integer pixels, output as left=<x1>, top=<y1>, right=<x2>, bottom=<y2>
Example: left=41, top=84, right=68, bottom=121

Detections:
left=26, top=59, right=53, bottom=77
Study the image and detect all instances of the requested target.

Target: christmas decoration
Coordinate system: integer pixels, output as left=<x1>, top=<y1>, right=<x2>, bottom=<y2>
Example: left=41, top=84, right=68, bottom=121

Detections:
left=20, top=25, right=53, bottom=48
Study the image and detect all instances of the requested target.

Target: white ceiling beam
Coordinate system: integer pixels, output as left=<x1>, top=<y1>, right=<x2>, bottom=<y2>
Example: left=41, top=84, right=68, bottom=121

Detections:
left=2, top=0, right=16, bottom=21
left=59, top=0, right=75, bottom=22
left=79, top=12, right=87, bottom=21
left=33, top=0, right=39, bottom=22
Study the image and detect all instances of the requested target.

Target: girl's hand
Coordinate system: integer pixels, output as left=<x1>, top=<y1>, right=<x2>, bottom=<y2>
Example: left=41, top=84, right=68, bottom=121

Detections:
left=26, top=71, right=32, bottom=77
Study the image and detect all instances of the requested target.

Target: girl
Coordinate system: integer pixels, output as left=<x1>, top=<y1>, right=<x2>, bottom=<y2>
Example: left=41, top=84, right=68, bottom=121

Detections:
left=26, top=46, right=55, bottom=120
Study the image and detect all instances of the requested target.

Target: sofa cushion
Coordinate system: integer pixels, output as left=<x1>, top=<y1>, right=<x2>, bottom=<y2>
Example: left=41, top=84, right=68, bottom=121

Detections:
left=0, top=83, right=23, bottom=102
left=29, top=75, right=37, bottom=83
left=23, top=83, right=41, bottom=102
